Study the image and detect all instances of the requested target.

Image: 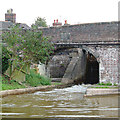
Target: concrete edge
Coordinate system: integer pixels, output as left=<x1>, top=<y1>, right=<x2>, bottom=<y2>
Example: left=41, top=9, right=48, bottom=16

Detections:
left=0, top=85, right=119, bottom=98
left=84, top=92, right=120, bottom=97
left=84, top=88, right=120, bottom=97
left=0, top=84, right=73, bottom=97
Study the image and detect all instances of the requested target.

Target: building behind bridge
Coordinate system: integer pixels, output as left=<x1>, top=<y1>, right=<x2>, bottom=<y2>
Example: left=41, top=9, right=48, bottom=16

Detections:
left=0, top=9, right=30, bottom=36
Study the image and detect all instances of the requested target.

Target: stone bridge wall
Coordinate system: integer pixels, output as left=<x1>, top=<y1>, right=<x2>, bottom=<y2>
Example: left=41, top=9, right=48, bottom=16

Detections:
left=40, top=21, right=118, bottom=43
left=47, top=45, right=119, bottom=84
left=85, top=45, right=119, bottom=84
left=41, top=21, right=119, bottom=84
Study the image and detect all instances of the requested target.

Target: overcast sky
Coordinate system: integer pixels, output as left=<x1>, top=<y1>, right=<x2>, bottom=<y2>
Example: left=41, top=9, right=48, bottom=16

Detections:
left=0, top=0, right=119, bottom=26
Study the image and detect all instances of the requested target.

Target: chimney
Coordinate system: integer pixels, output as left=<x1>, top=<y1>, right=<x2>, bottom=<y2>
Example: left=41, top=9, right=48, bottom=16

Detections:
left=5, top=9, right=16, bottom=23
left=53, top=19, right=62, bottom=26
left=64, top=20, right=69, bottom=26
left=65, top=20, right=67, bottom=24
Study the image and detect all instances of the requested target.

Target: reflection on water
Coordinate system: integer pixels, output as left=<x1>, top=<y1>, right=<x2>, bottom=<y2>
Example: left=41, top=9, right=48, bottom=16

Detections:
left=1, top=85, right=119, bottom=118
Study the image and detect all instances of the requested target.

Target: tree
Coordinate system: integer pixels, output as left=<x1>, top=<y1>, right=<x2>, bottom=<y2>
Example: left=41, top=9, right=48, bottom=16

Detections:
left=2, top=24, right=54, bottom=81
left=2, top=46, right=10, bottom=74
left=23, top=29, right=54, bottom=63
left=31, top=17, right=48, bottom=29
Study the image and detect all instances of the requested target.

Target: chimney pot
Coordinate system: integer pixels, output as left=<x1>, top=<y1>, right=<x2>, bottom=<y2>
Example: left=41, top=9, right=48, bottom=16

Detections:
left=65, top=20, right=67, bottom=24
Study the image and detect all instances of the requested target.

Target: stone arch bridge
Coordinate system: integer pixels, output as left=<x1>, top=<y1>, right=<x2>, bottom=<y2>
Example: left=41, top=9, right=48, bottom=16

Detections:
left=39, top=21, right=120, bottom=84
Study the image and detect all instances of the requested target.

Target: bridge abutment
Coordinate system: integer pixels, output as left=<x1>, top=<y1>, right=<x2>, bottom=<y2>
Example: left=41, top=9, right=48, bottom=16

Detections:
left=61, top=48, right=87, bottom=84
left=97, top=45, right=119, bottom=84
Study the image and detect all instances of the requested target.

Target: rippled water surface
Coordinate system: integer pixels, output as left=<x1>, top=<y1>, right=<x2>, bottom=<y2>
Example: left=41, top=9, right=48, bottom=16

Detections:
left=1, top=85, right=119, bottom=118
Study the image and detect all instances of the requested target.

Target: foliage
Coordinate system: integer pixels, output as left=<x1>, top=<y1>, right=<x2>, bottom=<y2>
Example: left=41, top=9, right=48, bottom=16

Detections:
left=113, top=83, right=117, bottom=86
left=25, top=69, right=51, bottom=87
left=52, top=82, right=63, bottom=85
left=31, top=17, right=47, bottom=29
left=0, top=76, right=2, bottom=90
left=97, top=82, right=112, bottom=86
left=2, top=25, right=28, bottom=80
left=2, top=24, right=54, bottom=80
left=2, top=46, right=10, bottom=74
left=2, top=75, right=25, bottom=90
left=1, top=70, right=51, bottom=90
left=23, top=30, right=54, bottom=63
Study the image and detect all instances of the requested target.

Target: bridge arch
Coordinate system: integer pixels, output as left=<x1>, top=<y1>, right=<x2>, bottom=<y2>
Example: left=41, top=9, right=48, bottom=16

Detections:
left=82, top=47, right=100, bottom=84
left=84, top=52, right=99, bottom=84
left=47, top=46, right=100, bottom=84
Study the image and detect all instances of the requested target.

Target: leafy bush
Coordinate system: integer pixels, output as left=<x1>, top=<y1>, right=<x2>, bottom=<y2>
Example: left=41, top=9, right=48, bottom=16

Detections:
left=2, top=46, right=11, bottom=74
left=25, top=69, right=51, bottom=87
left=2, top=25, right=54, bottom=81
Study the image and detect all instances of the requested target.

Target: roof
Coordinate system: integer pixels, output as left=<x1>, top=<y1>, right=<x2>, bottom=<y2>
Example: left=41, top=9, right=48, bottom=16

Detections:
left=0, top=21, right=31, bottom=30
left=16, top=23, right=31, bottom=30
left=0, top=21, right=31, bottom=38
left=0, top=21, right=13, bottom=30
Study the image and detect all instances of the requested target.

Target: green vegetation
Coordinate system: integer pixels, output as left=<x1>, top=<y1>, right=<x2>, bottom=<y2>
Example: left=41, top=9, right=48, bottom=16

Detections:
left=31, top=17, right=48, bottom=29
left=2, top=25, right=54, bottom=81
left=97, top=82, right=112, bottom=86
left=1, top=18, right=54, bottom=90
left=92, top=86, right=118, bottom=89
left=90, top=82, right=118, bottom=89
left=1, top=69, right=51, bottom=90
left=25, top=69, right=51, bottom=87
left=2, top=76, right=25, bottom=90
left=113, top=83, right=118, bottom=86
left=52, top=82, right=63, bottom=85
left=2, top=46, right=11, bottom=74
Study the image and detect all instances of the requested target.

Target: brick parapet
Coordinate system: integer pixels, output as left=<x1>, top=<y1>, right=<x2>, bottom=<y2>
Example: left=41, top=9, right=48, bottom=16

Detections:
left=39, top=21, right=119, bottom=43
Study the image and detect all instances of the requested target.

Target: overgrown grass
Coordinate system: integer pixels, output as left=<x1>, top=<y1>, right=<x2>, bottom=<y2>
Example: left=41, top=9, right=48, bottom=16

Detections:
left=113, top=83, right=118, bottom=86
left=97, top=82, right=112, bottom=86
left=51, top=82, right=63, bottom=85
left=1, top=69, right=51, bottom=90
left=25, top=69, right=51, bottom=87
left=2, top=76, right=26, bottom=90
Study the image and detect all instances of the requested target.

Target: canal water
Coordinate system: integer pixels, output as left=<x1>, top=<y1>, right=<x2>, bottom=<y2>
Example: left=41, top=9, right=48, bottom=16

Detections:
left=1, top=85, right=119, bottom=118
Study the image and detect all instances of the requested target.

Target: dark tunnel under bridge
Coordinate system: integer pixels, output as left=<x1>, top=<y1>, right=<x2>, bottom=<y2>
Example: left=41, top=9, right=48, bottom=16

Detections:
left=47, top=47, right=99, bottom=85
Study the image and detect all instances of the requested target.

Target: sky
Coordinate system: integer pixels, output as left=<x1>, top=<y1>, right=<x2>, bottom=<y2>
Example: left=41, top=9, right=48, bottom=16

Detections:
left=0, top=0, right=119, bottom=26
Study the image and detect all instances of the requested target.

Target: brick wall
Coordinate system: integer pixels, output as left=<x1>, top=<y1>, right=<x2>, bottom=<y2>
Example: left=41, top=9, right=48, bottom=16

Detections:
left=40, top=21, right=118, bottom=43
left=88, top=45, right=119, bottom=84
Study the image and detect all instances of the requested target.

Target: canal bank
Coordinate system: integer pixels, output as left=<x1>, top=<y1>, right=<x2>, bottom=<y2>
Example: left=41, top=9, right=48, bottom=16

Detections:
left=0, top=83, right=73, bottom=97
left=0, top=84, right=119, bottom=97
